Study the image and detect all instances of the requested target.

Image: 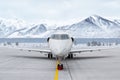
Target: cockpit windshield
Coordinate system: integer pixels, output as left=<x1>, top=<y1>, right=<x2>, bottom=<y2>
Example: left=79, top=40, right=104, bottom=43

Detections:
left=51, top=34, right=69, bottom=40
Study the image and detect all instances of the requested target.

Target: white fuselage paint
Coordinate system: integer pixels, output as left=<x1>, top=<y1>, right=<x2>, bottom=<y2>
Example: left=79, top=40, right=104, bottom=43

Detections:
left=48, top=38, right=73, bottom=57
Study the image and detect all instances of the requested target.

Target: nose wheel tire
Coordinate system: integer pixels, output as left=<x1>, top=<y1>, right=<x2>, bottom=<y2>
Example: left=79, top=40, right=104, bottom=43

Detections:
left=57, top=64, right=63, bottom=70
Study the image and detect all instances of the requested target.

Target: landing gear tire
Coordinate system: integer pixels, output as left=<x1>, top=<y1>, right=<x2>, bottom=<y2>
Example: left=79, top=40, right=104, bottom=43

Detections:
left=67, top=54, right=73, bottom=59
left=57, top=64, right=63, bottom=70
left=48, top=54, right=53, bottom=59
left=71, top=54, right=73, bottom=58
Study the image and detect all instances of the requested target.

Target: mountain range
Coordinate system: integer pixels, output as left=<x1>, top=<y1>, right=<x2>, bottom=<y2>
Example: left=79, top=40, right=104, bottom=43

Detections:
left=0, top=15, right=120, bottom=38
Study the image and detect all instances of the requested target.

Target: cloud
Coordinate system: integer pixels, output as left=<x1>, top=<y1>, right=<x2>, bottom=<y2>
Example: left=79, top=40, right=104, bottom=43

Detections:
left=103, top=1, right=120, bottom=8
left=0, top=0, right=120, bottom=25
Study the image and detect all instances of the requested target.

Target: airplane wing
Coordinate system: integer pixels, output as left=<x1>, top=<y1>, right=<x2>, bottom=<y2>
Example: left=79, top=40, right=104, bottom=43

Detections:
left=70, top=48, right=101, bottom=54
left=19, top=48, right=51, bottom=53
left=70, top=46, right=116, bottom=54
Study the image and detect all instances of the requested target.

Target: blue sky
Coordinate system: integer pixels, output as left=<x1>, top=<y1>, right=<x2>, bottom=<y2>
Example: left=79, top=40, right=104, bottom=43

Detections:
left=0, top=0, right=120, bottom=25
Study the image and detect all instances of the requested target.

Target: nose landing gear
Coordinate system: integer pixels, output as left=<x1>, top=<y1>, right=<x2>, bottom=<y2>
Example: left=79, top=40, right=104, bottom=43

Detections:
left=57, top=64, right=63, bottom=70
left=56, top=57, right=63, bottom=70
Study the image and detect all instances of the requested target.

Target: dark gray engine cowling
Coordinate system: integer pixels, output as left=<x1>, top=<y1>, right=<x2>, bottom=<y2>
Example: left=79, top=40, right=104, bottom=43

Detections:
left=47, top=37, right=50, bottom=42
left=71, top=37, right=74, bottom=42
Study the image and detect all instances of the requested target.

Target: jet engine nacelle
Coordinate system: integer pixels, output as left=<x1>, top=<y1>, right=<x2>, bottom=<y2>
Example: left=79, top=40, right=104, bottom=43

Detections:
left=71, top=37, right=74, bottom=42
left=47, top=37, right=50, bottom=42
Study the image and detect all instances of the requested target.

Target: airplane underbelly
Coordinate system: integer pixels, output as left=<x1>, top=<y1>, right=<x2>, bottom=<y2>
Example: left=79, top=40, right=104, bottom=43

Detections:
left=52, top=48, right=69, bottom=56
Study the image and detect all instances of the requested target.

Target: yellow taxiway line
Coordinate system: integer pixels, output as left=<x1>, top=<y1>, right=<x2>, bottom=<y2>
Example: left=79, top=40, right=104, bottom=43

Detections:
left=54, top=61, right=59, bottom=80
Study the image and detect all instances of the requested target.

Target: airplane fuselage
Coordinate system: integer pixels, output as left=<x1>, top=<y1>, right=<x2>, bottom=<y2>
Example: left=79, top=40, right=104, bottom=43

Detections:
left=48, top=33, right=73, bottom=58
left=49, top=38, right=73, bottom=57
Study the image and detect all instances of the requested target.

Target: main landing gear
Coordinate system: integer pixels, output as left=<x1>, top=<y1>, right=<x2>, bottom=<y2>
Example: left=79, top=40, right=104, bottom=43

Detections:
left=67, top=53, right=73, bottom=59
left=48, top=54, right=53, bottom=59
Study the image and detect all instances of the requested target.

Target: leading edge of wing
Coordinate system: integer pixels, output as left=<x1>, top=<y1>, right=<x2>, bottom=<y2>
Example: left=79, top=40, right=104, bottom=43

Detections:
left=70, top=46, right=117, bottom=54
left=70, top=48, right=101, bottom=53
left=19, top=48, right=51, bottom=53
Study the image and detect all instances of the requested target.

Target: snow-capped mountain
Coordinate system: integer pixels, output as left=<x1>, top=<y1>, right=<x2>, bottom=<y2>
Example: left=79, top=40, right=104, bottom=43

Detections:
left=19, top=24, right=47, bottom=35
left=0, top=15, right=120, bottom=38
left=8, top=24, right=47, bottom=38
left=53, top=15, right=120, bottom=38
left=0, top=19, right=28, bottom=37
left=0, top=18, right=47, bottom=38
left=114, top=20, right=120, bottom=26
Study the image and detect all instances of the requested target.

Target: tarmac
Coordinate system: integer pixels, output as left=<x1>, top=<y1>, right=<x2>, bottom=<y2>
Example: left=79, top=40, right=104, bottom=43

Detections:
left=0, top=46, right=120, bottom=80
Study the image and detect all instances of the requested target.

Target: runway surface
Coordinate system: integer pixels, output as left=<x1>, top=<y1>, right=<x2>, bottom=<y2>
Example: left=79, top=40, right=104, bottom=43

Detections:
left=0, top=46, right=120, bottom=80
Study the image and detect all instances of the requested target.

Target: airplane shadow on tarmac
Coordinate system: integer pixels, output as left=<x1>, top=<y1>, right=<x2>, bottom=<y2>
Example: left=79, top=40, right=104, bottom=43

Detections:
left=67, top=56, right=113, bottom=61
left=10, top=55, right=114, bottom=61
left=10, top=55, right=55, bottom=60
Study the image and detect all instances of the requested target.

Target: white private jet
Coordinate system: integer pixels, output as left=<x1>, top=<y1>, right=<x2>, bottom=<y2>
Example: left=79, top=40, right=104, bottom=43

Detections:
left=20, top=33, right=101, bottom=70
